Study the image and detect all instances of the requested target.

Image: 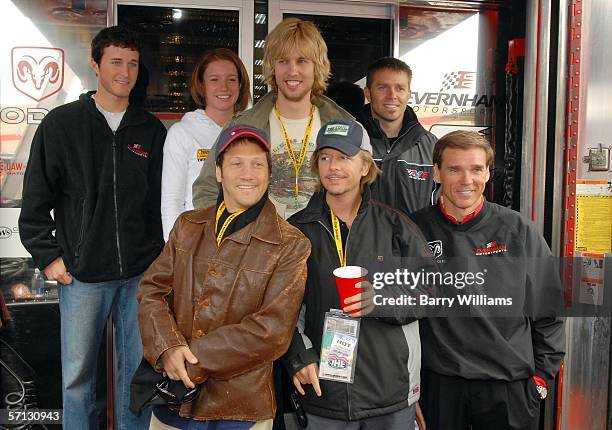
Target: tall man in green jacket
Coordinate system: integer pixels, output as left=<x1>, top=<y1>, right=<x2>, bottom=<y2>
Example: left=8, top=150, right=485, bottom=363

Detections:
left=192, top=17, right=351, bottom=219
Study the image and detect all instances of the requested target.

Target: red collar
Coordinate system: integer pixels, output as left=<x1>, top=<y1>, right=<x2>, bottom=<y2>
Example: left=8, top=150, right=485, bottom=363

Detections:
left=439, top=196, right=484, bottom=225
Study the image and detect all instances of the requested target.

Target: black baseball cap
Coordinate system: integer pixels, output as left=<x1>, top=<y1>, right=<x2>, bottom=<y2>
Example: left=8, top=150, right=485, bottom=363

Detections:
left=215, top=125, right=270, bottom=161
left=315, top=119, right=372, bottom=156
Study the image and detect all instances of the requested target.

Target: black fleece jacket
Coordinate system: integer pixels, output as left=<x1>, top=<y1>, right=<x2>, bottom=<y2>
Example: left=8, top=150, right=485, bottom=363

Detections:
left=357, top=104, right=438, bottom=215
left=285, top=189, right=436, bottom=420
left=409, top=201, right=565, bottom=381
left=19, top=92, right=166, bottom=282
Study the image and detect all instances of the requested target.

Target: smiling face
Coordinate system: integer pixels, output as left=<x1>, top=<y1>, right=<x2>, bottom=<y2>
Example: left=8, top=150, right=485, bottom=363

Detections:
left=91, top=45, right=139, bottom=104
left=434, top=147, right=490, bottom=220
left=215, top=140, right=270, bottom=212
left=317, top=148, right=370, bottom=199
left=364, top=68, right=411, bottom=127
left=202, top=59, right=240, bottom=116
left=273, top=51, right=315, bottom=104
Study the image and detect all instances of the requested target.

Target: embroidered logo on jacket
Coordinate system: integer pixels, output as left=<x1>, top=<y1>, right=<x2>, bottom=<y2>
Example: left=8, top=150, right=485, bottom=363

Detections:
left=405, top=168, right=429, bottom=181
left=475, top=241, right=507, bottom=255
left=428, top=240, right=443, bottom=260
left=128, top=143, right=149, bottom=158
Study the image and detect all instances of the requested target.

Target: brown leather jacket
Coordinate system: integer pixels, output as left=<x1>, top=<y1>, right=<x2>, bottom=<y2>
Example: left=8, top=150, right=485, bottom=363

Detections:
left=138, top=199, right=310, bottom=421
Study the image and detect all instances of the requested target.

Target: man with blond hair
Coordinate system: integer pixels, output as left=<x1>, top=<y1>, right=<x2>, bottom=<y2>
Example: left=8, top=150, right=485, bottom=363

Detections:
left=191, top=18, right=351, bottom=429
left=285, top=119, right=433, bottom=428
left=192, top=17, right=351, bottom=218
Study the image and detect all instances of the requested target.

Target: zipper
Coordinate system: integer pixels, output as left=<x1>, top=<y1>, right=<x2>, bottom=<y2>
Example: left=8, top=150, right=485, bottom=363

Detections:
left=112, top=132, right=124, bottom=277
left=343, top=217, right=354, bottom=420
left=382, top=122, right=419, bottom=160
left=74, top=199, right=86, bottom=259
left=346, top=383, right=352, bottom=420
left=319, top=213, right=359, bottom=420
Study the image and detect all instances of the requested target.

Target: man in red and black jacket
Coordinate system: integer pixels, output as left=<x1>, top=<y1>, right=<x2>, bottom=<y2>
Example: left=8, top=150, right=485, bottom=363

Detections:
left=409, top=131, right=565, bottom=430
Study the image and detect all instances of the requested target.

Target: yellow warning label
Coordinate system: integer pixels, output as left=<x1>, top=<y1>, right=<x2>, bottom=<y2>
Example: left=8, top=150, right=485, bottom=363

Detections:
left=575, top=195, right=612, bottom=253
left=197, top=149, right=209, bottom=161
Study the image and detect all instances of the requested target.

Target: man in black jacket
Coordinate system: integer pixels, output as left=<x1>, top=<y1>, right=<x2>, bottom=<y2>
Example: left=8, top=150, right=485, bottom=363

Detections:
left=359, top=57, right=438, bottom=215
left=409, top=131, right=565, bottom=430
left=286, top=119, right=434, bottom=429
left=19, top=26, right=166, bottom=429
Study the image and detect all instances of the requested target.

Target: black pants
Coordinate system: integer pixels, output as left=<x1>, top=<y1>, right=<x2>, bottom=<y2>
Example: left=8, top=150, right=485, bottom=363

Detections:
left=272, top=360, right=292, bottom=430
left=420, top=370, right=541, bottom=430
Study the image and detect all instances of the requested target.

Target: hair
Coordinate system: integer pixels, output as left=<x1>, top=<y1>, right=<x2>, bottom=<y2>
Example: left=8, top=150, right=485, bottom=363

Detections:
left=433, top=131, right=495, bottom=168
left=215, top=138, right=272, bottom=175
left=311, top=150, right=381, bottom=192
left=365, top=57, right=412, bottom=88
left=91, top=26, right=140, bottom=65
left=326, top=82, right=365, bottom=118
left=263, top=17, right=331, bottom=98
left=190, top=48, right=251, bottom=112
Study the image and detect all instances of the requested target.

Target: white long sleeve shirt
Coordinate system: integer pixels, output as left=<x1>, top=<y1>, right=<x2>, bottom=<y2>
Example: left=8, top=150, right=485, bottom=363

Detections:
left=161, top=110, right=221, bottom=240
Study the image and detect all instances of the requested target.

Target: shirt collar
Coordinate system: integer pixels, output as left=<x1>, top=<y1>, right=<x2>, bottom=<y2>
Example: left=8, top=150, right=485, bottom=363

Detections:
left=439, top=195, right=484, bottom=225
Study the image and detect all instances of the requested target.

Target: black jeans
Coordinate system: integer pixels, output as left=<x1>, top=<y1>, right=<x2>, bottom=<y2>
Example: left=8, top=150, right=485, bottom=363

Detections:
left=420, top=370, right=541, bottom=430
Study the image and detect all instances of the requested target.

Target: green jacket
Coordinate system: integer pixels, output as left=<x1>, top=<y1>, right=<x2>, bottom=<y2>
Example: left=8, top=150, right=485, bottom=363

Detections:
left=192, top=92, right=352, bottom=209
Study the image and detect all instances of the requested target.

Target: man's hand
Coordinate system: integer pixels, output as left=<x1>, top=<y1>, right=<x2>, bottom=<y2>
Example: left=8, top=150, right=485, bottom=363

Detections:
left=342, top=280, right=375, bottom=317
left=160, top=345, right=199, bottom=389
left=43, top=257, right=73, bottom=285
left=416, top=401, right=426, bottom=429
left=293, top=363, right=322, bottom=397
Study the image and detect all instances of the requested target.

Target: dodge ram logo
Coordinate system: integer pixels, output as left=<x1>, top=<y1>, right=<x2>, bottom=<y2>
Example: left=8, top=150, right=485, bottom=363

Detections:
left=12, top=47, right=65, bottom=102
left=0, top=226, right=12, bottom=239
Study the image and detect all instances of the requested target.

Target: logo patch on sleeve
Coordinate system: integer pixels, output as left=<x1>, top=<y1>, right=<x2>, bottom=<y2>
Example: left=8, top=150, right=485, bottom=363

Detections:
left=325, top=124, right=350, bottom=136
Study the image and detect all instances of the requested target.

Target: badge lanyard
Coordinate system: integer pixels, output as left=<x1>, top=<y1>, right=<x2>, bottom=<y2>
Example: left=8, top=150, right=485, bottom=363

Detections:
left=273, top=102, right=315, bottom=196
left=329, top=200, right=361, bottom=267
left=215, top=202, right=245, bottom=247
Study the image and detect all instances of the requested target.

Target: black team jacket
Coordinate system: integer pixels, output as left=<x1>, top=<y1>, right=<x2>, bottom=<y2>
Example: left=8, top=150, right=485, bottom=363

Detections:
left=409, top=201, right=565, bottom=382
left=358, top=104, right=438, bottom=215
left=19, top=92, right=166, bottom=282
left=285, top=188, right=436, bottom=420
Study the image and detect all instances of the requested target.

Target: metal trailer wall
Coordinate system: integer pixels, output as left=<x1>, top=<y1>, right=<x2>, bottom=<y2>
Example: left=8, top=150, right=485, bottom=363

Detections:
left=522, top=0, right=612, bottom=428
left=559, top=0, right=612, bottom=429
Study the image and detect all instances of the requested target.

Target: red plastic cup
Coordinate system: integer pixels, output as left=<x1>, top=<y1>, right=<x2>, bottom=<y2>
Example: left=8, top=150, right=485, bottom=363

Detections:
left=333, top=266, right=368, bottom=310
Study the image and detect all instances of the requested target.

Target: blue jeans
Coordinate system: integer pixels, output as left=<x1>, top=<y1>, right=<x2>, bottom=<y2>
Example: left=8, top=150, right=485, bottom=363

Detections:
left=59, top=274, right=151, bottom=429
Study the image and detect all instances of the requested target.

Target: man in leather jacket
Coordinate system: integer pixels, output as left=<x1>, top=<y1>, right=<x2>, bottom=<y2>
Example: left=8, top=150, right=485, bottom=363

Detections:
left=138, top=126, right=311, bottom=429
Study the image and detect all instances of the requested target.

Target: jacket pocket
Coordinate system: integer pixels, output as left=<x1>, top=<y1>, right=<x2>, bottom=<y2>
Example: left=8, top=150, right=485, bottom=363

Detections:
left=228, top=268, right=271, bottom=320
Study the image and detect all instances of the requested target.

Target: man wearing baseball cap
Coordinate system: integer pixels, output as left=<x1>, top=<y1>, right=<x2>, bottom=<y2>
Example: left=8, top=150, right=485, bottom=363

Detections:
left=284, top=119, right=434, bottom=428
left=138, top=125, right=311, bottom=429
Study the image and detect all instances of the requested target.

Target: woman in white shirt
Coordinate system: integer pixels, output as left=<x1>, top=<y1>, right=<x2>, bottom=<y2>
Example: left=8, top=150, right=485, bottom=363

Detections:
left=161, top=48, right=251, bottom=239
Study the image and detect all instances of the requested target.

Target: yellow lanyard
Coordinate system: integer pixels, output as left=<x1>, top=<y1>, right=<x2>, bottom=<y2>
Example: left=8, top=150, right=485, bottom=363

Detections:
left=329, top=200, right=361, bottom=267
left=215, top=202, right=245, bottom=247
left=273, top=102, right=315, bottom=196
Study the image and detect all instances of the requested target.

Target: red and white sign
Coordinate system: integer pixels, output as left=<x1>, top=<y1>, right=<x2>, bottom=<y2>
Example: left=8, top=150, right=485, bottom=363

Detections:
left=11, top=46, right=65, bottom=102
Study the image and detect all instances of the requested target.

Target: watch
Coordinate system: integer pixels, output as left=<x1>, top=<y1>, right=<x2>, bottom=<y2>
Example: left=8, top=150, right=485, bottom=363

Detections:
left=536, top=384, right=548, bottom=400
